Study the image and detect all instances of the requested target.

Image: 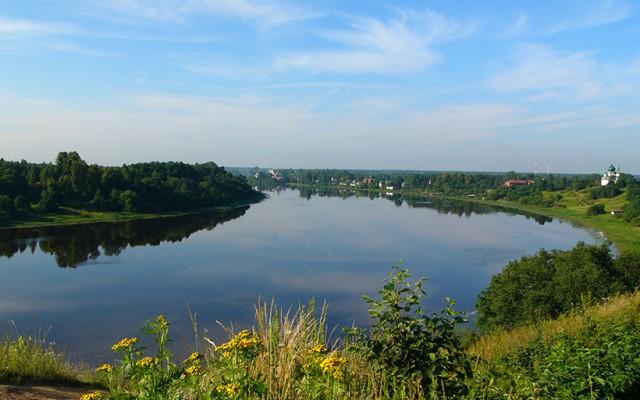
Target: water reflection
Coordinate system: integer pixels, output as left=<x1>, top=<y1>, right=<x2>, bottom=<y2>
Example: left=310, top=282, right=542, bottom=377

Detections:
left=0, top=207, right=248, bottom=268
left=292, top=187, right=553, bottom=224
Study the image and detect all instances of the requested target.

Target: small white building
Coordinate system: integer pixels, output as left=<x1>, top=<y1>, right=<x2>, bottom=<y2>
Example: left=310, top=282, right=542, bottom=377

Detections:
left=601, top=164, right=621, bottom=186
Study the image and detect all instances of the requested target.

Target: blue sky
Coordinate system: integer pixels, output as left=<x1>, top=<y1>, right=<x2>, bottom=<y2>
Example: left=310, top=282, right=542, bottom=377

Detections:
left=1, top=0, right=639, bottom=173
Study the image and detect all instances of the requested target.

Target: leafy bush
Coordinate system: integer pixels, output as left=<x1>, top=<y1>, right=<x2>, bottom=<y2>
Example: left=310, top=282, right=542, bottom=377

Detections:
left=586, top=203, right=606, bottom=216
left=344, top=263, right=471, bottom=397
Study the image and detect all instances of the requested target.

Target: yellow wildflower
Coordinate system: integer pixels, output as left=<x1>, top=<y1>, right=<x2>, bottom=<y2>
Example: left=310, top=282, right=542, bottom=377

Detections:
left=136, top=356, right=159, bottom=367
left=184, top=352, right=203, bottom=364
left=237, top=337, right=261, bottom=350
left=156, top=314, right=170, bottom=328
left=320, top=356, right=347, bottom=379
left=95, top=364, right=114, bottom=373
left=111, top=337, right=139, bottom=351
left=185, top=365, right=201, bottom=375
left=309, top=344, right=329, bottom=355
left=217, top=330, right=261, bottom=353
left=216, top=382, right=242, bottom=396
left=80, top=392, right=104, bottom=400
left=235, top=330, right=251, bottom=339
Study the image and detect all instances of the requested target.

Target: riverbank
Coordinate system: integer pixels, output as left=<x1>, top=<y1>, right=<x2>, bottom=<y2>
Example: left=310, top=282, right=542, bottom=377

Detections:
left=290, top=183, right=640, bottom=253
left=467, top=197, right=640, bottom=253
left=0, top=198, right=264, bottom=230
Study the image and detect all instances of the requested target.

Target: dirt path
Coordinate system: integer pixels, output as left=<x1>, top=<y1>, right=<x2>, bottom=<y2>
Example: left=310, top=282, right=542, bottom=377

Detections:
left=0, top=383, right=107, bottom=400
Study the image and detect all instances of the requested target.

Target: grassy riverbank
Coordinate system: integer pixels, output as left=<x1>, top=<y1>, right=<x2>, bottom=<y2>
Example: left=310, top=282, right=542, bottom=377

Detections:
left=470, top=190, right=640, bottom=253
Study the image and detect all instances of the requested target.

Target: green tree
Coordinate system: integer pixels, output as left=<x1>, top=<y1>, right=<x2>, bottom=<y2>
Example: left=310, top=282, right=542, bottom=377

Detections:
left=119, top=190, right=143, bottom=213
left=613, top=251, right=640, bottom=291
left=476, top=243, right=623, bottom=332
left=13, top=195, right=30, bottom=212
left=0, top=195, right=15, bottom=220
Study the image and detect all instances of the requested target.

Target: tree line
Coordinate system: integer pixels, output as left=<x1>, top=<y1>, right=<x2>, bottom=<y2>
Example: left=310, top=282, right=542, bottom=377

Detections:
left=246, top=168, right=640, bottom=225
left=0, top=151, right=263, bottom=221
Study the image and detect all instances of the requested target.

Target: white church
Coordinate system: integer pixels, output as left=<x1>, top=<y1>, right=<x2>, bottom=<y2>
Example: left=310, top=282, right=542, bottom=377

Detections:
left=601, top=164, right=621, bottom=186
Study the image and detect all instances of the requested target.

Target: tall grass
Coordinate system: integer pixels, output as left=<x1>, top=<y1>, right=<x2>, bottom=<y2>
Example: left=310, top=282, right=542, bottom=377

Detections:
left=467, top=291, right=640, bottom=399
left=0, top=322, right=92, bottom=384
left=251, top=298, right=330, bottom=398
left=468, top=291, right=640, bottom=361
left=216, top=298, right=428, bottom=400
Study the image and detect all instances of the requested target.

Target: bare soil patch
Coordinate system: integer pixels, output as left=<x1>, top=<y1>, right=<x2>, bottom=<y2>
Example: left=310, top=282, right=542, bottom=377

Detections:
left=0, top=383, right=106, bottom=400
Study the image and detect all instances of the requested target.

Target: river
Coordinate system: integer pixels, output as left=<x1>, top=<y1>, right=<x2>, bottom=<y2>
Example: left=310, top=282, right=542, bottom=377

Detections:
left=0, top=188, right=602, bottom=365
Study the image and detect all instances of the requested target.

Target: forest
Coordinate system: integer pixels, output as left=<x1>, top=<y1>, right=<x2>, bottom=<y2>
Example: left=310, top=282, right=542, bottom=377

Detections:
left=0, top=151, right=263, bottom=222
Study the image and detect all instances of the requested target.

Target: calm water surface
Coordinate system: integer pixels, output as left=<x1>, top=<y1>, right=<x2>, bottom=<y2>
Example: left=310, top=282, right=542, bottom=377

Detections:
left=0, top=188, right=602, bottom=365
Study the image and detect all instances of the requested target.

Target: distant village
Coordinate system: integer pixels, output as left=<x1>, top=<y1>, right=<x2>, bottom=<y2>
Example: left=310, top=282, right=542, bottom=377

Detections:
left=262, top=164, right=623, bottom=192
left=262, top=169, right=404, bottom=191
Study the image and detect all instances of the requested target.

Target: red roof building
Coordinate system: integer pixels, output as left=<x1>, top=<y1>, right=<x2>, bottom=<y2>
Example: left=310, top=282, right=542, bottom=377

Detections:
left=504, top=179, right=535, bottom=187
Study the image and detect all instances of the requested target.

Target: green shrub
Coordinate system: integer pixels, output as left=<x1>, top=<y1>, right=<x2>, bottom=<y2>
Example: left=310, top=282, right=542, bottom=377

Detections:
left=344, top=262, right=471, bottom=398
left=586, top=203, right=606, bottom=216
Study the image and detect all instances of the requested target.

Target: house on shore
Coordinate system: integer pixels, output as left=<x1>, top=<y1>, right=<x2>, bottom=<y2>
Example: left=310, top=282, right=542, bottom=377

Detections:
left=504, top=179, right=535, bottom=188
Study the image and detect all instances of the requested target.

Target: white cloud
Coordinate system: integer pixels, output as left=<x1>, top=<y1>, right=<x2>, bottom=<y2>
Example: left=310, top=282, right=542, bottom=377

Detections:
left=182, top=57, right=269, bottom=79
left=0, top=16, right=112, bottom=57
left=89, top=0, right=320, bottom=25
left=0, top=16, right=76, bottom=35
left=549, top=0, right=633, bottom=34
left=487, top=43, right=605, bottom=101
left=502, top=10, right=530, bottom=38
left=276, top=10, right=474, bottom=74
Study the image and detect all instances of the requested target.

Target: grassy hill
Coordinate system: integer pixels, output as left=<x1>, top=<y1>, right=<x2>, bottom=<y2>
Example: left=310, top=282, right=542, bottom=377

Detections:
left=467, top=290, right=640, bottom=398
left=482, top=188, right=640, bottom=253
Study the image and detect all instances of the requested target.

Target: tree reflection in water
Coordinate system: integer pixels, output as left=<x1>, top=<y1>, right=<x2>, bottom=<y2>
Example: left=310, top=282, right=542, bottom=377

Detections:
left=294, top=187, right=553, bottom=224
left=0, top=207, right=248, bottom=268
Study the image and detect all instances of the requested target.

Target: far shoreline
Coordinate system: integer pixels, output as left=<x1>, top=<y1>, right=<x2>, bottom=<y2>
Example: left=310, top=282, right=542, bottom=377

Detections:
left=287, top=183, right=640, bottom=253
